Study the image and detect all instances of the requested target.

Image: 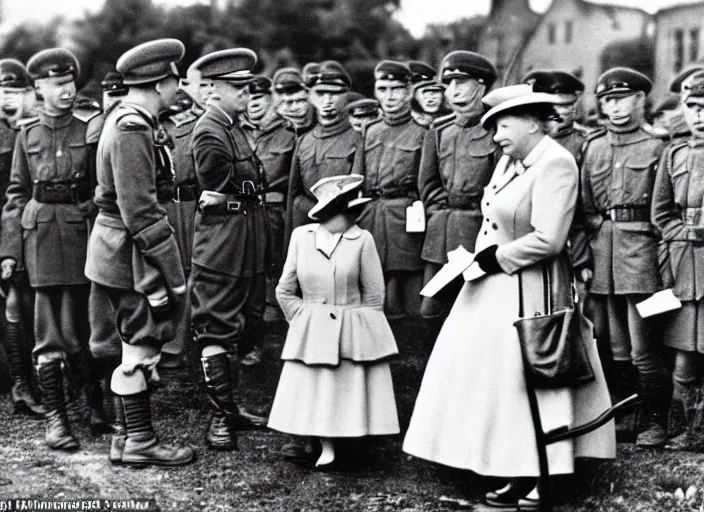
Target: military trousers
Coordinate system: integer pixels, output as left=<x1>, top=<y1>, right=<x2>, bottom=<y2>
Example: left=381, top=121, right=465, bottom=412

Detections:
left=88, top=281, right=121, bottom=359
left=673, top=350, right=704, bottom=386
left=4, top=271, right=34, bottom=326
left=385, top=270, right=423, bottom=320
left=33, top=284, right=90, bottom=359
left=190, top=264, right=266, bottom=352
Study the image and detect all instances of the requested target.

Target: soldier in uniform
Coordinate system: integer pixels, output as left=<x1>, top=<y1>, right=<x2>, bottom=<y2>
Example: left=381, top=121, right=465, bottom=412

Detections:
left=573, top=68, right=669, bottom=448
left=652, top=68, right=704, bottom=452
left=286, top=61, right=359, bottom=237
left=189, top=49, right=269, bottom=451
left=523, top=69, right=586, bottom=161
left=408, top=61, right=448, bottom=128
left=345, top=97, right=379, bottom=133
left=418, top=51, right=500, bottom=333
left=101, top=71, right=128, bottom=114
left=0, top=48, right=103, bottom=450
left=273, top=68, right=316, bottom=136
left=353, top=60, right=427, bottom=319
left=0, top=59, right=44, bottom=417
left=85, top=39, right=195, bottom=467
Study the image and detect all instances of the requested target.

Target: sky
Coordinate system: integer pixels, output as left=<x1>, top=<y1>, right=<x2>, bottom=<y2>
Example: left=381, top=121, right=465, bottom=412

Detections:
left=1, top=0, right=697, bottom=37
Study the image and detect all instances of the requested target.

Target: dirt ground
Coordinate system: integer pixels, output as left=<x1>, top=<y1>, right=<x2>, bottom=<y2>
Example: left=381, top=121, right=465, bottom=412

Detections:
left=2, top=317, right=704, bottom=512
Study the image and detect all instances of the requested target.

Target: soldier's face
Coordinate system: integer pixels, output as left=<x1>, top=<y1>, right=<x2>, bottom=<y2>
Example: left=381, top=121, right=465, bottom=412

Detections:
left=277, top=90, right=310, bottom=125
left=310, top=87, right=346, bottom=125
left=247, top=93, right=272, bottom=122
left=1, top=88, right=26, bottom=121
left=549, top=102, right=576, bottom=133
left=349, top=114, right=376, bottom=133
left=445, top=77, right=485, bottom=115
left=682, top=97, right=704, bottom=137
left=600, top=93, right=641, bottom=126
left=35, top=76, right=76, bottom=115
left=374, top=79, right=410, bottom=114
left=493, top=114, right=538, bottom=160
left=416, top=87, right=444, bottom=114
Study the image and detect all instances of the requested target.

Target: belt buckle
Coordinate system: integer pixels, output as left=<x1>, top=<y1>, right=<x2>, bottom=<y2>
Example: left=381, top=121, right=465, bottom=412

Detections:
left=174, top=186, right=181, bottom=204
left=241, top=180, right=256, bottom=195
left=227, top=200, right=241, bottom=212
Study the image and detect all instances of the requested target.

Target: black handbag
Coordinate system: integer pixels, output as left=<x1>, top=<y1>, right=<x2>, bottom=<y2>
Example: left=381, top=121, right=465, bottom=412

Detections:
left=513, top=266, right=595, bottom=389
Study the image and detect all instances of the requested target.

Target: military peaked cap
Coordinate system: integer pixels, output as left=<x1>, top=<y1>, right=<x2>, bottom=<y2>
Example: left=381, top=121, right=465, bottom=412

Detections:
left=308, top=60, right=351, bottom=91
left=522, top=69, right=584, bottom=95
left=670, top=65, right=704, bottom=93
left=595, top=67, right=652, bottom=99
left=374, top=60, right=411, bottom=83
left=345, top=98, right=379, bottom=118
left=273, top=67, right=305, bottom=94
left=191, top=48, right=257, bottom=84
left=249, top=75, right=272, bottom=95
left=681, top=69, right=704, bottom=99
left=408, top=60, right=442, bottom=91
left=441, top=51, right=497, bottom=88
left=27, top=48, right=79, bottom=81
left=101, top=71, right=127, bottom=96
left=117, top=39, right=184, bottom=86
left=302, top=62, right=321, bottom=87
left=0, top=59, right=32, bottom=88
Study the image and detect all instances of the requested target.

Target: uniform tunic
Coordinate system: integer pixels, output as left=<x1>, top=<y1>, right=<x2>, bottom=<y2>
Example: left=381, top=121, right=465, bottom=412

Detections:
left=652, top=138, right=704, bottom=352
left=286, top=118, right=359, bottom=238
left=404, top=136, right=614, bottom=476
left=355, top=111, right=427, bottom=272
left=552, top=125, right=585, bottom=163
left=1, top=110, right=102, bottom=357
left=190, top=104, right=268, bottom=349
left=269, top=223, right=399, bottom=437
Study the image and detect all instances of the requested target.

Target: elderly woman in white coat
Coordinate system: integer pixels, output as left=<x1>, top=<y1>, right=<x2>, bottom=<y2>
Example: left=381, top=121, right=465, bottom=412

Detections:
left=269, top=174, right=400, bottom=469
left=403, top=85, right=615, bottom=510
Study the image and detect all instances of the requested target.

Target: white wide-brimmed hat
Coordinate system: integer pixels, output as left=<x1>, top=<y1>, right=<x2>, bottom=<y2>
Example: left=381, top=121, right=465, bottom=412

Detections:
left=481, top=84, right=561, bottom=129
left=308, top=174, right=372, bottom=220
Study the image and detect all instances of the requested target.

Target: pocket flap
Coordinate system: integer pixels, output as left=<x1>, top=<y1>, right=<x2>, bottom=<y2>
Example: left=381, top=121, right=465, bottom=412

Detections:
left=326, top=145, right=356, bottom=160
left=467, top=135, right=496, bottom=157
left=626, top=156, right=659, bottom=171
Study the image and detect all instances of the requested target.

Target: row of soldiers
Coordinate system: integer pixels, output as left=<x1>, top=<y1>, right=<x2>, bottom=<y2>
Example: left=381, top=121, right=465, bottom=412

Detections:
left=1, top=34, right=703, bottom=468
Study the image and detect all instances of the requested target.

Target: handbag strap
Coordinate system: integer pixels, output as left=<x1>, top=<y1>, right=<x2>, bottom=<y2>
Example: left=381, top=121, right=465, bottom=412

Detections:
left=517, top=265, right=553, bottom=318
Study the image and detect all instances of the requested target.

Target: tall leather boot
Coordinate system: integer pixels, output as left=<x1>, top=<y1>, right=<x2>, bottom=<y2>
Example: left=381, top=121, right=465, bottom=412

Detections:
left=5, top=321, right=45, bottom=417
left=636, top=369, right=671, bottom=448
left=667, top=382, right=701, bottom=451
left=611, top=361, right=639, bottom=442
left=109, top=393, right=126, bottom=464
left=37, top=359, right=79, bottom=450
left=119, top=391, right=195, bottom=467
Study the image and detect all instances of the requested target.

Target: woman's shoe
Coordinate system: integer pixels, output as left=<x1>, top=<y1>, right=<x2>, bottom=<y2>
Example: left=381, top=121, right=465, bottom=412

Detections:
left=485, top=479, right=535, bottom=508
left=517, top=496, right=540, bottom=511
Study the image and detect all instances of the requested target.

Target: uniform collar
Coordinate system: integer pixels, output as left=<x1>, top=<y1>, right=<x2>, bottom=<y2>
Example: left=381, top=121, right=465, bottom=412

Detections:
left=304, top=223, right=362, bottom=239
left=606, top=127, right=651, bottom=146
left=313, top=117, right=351, bottom=138
left=209, top=103, right=235, bottom=127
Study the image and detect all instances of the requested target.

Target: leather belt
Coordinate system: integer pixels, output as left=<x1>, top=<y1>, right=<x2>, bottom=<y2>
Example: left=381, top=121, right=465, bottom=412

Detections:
left=32, top=180, right=90, bottom=204
left=683, top=207, right=703, bottom=226
left=448, top=193, right=481, bottom=211
left=174, top=181, right=199, bottom=203
left=265, top=191, right=285, bottom=204
left=601, top=205, right=650, bottom=222
left=199, top=193, right=262, bottom=215
left=368, top=186, right=418, bottom=200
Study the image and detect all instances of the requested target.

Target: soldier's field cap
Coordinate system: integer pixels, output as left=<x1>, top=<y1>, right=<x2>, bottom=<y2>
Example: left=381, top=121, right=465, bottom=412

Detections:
left=653, top=95, right=680, bottom=114
left=408, top=61, right=442, bottom=92
left=345, top=97, right=379, bottom=118
left=481, top=84, right=560, bottom=129
left=27, top=48, right=79, bottom=81
left=595, top=67, right=652, bottom=99
left=273, top=67, right=305, bottom=94
left=441, top=51, right=497, bottom=88
left=191, top=48, right=257, bottom=84
left=681, top=69, right=704, bottom=100
left=101, top=71, right=127, bottom=96
left=670, top=65, right=704, bottom=93
left=117, top=39, right=184, bottom=86
left=308, top=60, right=351, bottom=91
left=0, top=59, right=32, bottom=89
left=249, top=75, right=272, bottom=96
left=302, top=62, right=321, bottom=87
left=374, top=60, right=411, bottom=83
left=522, top=69, right=583, bottom=104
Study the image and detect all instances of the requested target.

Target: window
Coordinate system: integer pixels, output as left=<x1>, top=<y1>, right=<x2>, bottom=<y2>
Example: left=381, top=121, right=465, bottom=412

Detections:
left=548, top=23, right=556, bottom=45
left=675, top=28, right=685, bottom=72
left=691, top=28, right=700, bottom=62
left=565, top=20, right=573, bottom=43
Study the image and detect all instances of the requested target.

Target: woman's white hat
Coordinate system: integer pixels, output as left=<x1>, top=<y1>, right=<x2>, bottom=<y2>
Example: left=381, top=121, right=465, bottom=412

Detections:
left=308, top=174, right=372, bottom=220
left=481, top=84, right=561, bottom=129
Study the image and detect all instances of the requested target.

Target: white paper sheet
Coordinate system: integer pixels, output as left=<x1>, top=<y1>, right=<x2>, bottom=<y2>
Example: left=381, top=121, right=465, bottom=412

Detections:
left=636, top=289, right=682, bottom=318
left=420, top=246, right=475, bottom=297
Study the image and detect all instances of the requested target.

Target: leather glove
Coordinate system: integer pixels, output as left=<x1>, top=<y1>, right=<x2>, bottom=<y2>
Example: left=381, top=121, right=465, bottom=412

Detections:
left=474, top=245, right=502, bottom=274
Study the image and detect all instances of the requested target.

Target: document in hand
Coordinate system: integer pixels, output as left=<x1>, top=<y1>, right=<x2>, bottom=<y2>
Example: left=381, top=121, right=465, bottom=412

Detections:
left=420, top=246, right=475, bottom=297
left=636, top=289, right=682, bottom=318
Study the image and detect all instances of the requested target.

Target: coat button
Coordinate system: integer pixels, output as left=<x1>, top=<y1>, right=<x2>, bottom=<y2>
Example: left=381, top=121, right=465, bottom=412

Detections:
left=321, top=298, right=327, bottom=304
left=330, top=312, right=337, bottom=319
left=483, top=231, right=488, bottom=235
left=492, top=223, right=498, bottom=229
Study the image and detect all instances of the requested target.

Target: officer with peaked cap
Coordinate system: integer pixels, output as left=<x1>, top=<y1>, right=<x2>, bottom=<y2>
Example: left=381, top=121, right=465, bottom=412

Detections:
left=572, top=67, right=670, bottom=448
left=408, top=61, right=447, bottom=128
left=101, top=71, right=127, bottom=114
left=273, top=67, right=316, bottom=134
left=286, top=60, right=360, bottom=238
left=0, top=58, right=44, bottom=419
left=417, top=50, right=501, bottom=342
left=85, top=38, right=195, bottom=467
left=345, top=97, right=379, bottom=133
left=523, top=69, right=585, bottom=160
left=302, top=62, right=320, bottom=88
left=0, top=48, right=106, bottom=452
left=243, top=75, right=274, bottom=135
left=189, top=48, right=269, bottom=451
left=353, top=60, right=427, bottom=319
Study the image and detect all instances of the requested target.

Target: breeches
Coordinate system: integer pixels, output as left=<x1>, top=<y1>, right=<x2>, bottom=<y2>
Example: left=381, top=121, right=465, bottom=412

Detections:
left=33, top=285, right=90, bottom=359
left=88, top=281, right=122, bottom=359
left=673, top=350, right=704, bottom=386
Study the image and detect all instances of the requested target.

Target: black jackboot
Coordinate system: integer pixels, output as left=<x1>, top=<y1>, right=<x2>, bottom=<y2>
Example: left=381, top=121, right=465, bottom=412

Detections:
left=667, top=382, right=704, bottom=452
left=37, top=359, right=79, bottom=450
left=636, top=369, right=671, bottom=448
left=5, top=321, right=44, bottom=417
left=119, top=392, right=195, bottom=467
left=109, top=394, right=126, bottom=464
left=611, top=361, right=639, bottom=442
left=202, top=352, right=266, bottom=450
